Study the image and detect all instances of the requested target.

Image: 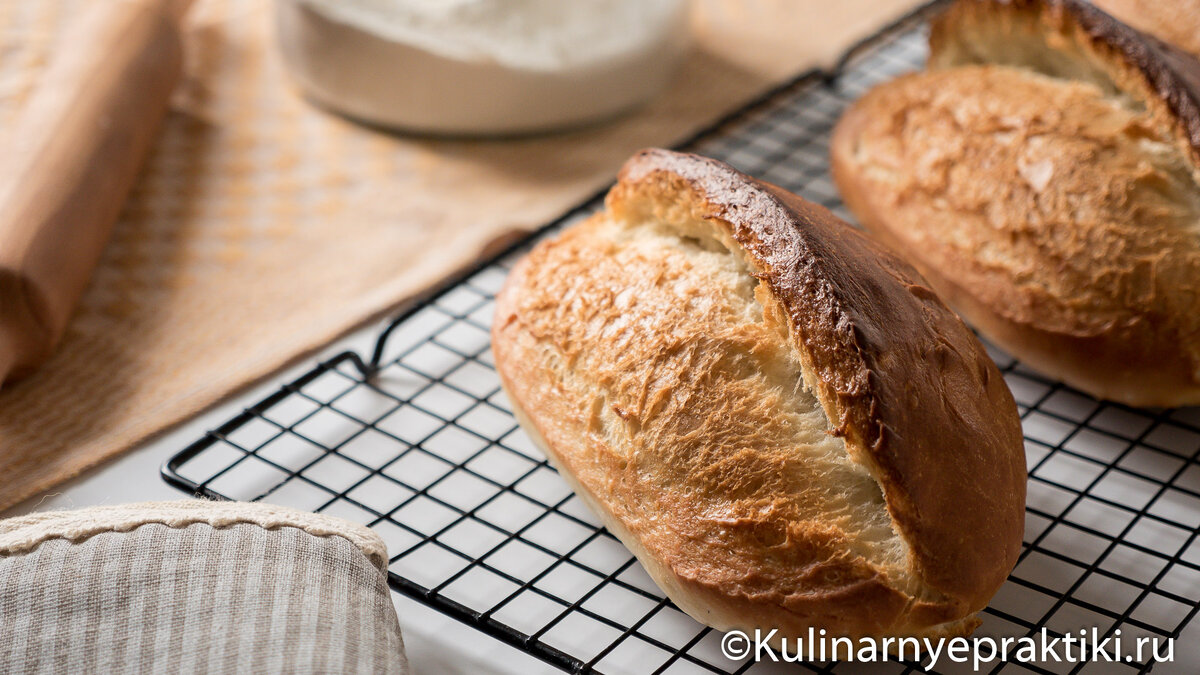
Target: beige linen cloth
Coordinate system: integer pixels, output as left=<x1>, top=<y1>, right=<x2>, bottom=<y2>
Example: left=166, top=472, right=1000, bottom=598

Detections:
left=0, top=0, right=926, bottom=512
left=0, top=500, right=408, bottom=674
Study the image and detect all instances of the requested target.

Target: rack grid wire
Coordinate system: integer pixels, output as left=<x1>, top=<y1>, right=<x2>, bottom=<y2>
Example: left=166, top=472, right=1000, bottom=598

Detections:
left=163, top=7, right=1200, bottom=675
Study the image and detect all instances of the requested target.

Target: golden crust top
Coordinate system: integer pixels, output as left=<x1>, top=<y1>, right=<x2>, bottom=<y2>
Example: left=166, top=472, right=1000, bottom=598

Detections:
left=833, top=0, right=1200, bottom=405
left=929, top=0, right=1200, bottom=174
left=492, top=149, right=1026, bottom=638
left=615, top=149, right=1026, bottom=606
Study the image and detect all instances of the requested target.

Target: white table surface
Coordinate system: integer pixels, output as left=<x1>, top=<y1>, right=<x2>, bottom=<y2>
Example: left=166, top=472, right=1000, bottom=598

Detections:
left=6, top=316, right=1200, bottom=674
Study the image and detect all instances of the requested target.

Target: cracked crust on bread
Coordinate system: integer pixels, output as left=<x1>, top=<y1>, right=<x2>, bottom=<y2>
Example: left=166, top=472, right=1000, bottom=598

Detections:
left=492, top=149, right=1026, bottom=640
left=832, top=0, right=1200, bottom=406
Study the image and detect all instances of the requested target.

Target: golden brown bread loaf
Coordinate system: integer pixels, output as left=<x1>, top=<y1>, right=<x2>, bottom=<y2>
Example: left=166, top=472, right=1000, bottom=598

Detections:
left=831, top=0, right=1200, bottom=406
left=491, top=149, right=1026, bottom=640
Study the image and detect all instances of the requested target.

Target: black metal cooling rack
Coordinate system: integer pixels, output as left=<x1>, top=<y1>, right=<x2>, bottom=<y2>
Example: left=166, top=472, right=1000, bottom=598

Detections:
left=163, top=5, right=1200, bottom=674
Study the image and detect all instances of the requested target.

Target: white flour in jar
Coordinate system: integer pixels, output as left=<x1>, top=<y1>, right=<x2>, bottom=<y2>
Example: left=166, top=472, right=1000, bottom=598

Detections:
left=278, top=0, right=691, bottom=134
left=296, top=0, right=686, bottom=70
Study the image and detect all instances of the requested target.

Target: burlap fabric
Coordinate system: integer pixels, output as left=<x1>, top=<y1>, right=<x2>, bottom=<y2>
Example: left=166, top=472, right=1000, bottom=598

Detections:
left=0, top=0, right=925, bottom=511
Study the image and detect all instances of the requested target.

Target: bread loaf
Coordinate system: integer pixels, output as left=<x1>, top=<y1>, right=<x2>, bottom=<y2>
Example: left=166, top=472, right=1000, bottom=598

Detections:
left=491, top=149, right=1026, bottom=640
left=831, top=0, right=1200, bottom=406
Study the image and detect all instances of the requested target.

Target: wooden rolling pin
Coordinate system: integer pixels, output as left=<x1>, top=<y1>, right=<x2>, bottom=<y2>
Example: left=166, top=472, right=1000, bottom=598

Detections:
left=0, top=0, right=193, bottom=386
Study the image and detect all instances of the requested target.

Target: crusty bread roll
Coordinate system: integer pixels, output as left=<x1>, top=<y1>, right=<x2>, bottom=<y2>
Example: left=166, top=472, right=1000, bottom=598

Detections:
left=831, top=0, right=1200, bottom=407
left=491, top=149, right=1026, bottom=640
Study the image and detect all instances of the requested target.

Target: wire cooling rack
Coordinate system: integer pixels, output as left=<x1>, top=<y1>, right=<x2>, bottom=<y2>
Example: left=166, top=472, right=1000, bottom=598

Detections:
left=163, top=6, right=1200, bottom=674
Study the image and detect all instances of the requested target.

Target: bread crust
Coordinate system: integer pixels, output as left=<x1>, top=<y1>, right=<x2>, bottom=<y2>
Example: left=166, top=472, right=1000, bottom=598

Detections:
left=492, top=149, right=1025, bottom=640
left=930, top=0, right=1200, bottom=172
left=1092, top=0, right=1200, bottom=58
left=832, top=0, right=1200, bottom=406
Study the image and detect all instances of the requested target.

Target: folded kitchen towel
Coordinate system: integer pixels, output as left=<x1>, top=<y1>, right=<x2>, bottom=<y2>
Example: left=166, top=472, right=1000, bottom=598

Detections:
left=0, top=500, right=408, bottom=674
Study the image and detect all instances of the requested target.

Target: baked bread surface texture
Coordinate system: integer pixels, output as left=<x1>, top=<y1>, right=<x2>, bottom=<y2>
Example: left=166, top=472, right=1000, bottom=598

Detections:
left=831, top=0, right=1200, bottom=406
left=491, top=149, right=1026, bottom=640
